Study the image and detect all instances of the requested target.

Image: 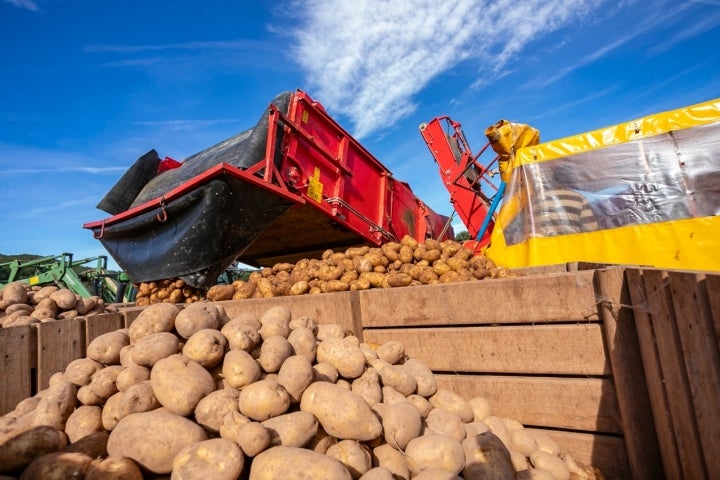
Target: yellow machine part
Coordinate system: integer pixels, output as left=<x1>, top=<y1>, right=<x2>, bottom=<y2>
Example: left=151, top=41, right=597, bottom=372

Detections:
left=486, top=97, right=720, bottom=272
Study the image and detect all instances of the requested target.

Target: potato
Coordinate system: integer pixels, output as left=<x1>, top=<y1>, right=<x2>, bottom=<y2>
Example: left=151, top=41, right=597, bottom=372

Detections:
left=222, top=422, right=265, bottom=458
left=511, top=428, right=539, bottom=457
left=468, top=396, right=492, bottom=422
left=316, top=338, right=367, bottom=379
left=316, top=323, right=346, bottom=341
left=64, top=358, right=103, bottom=386
left=206, top=284, right=235, bottom=301
left=20, top=451, right=93, bottom=480
left=429, top=389, right=474, bottom=423
left=86, top=331, right=130, bottom=365
left=374, top=340, right=404, bottom=364
left=127, top=303, right=180, bottom=342
left=371, top=443, right=410, bottom=480
left=60, top=432, right=108, bottom=461
left=424, top=408, right=466, bottom=443
left=261, top=411, right=318, bottom=448
left=370, top=359, right=416, bottom=396
left=516, top=469, right=556, bottom=480
left=101, top=392, right=124, bottom=431
left=414, top=470, right=464, bottom=480
left=462, top=432, right=516, bottom=480
left=49, top=289, right=77, bottom=310
left=380, top=401, right=422, bottom=450
left=238, top=379, right=291, bottom=421
left=30, top=297, right=58, bottom=320
left=300, top=382, right=382, bottom=441
left=115, top=365, right=150, bottom=392
left=277, top=355, right=314, bottom=403
left=218, top=410, right=252, bottom=444
left=75, top=297, right=98, bottom=316
left=171, top=438, right=244, bottom=480
left=222, top=349, right=261, bottom=389
left=405, top=434, right=464, bottom=476
left=258, top=305, right=292, bottom=339
left=117, top=380, right=160, bottom=418
left=64, top=406, right=103, bottom=443
left=0, top=426, right=67, bottom=473
left=182, top=328, right=227, bottom=368
left=107, top=410, right=208, bottom=474
left=529, top=450, right=570, bottom=480
left=84, top=364, right=123, bottom=401
left=287, top=326, right=317, bottom=363
left=257, top=335, right=294, bottom=373
left=174, top=302, right=221, bottom=339
left=359, top=467, right=395, bottom=480
left=194, top=389, right=239, bottom=433
left=221, top=319, right=260, bottom=351
left=131, top=331, right=180, bottom=367
left=249, top=446, right=352, bottom=480
left=531, top=430, right=560, bottom=456
left=31, top=381, right=77, bottom=430
left=1, top=282, right=28, bottom=306
left=482, top=416, right=512, bottom=450
left=86, top=456, right=143, bottom=480
left=150, top=354, right=215, bottom=416
left=351, top=367, right=382, bottom=406
left=313, top=362, right=339, bottom=383
left=402, top=358, right=437, bottom=397
left=326, top=439, right=372, bottom=479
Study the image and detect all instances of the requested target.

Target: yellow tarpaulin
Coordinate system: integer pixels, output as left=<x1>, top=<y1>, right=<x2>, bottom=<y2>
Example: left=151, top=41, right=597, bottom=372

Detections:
left=486, top=97, right=720, bottom=272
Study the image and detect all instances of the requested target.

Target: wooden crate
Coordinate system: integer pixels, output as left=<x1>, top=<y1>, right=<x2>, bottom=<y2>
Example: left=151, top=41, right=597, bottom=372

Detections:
left=0, top=312, right=124, bottom=416
left=626, top=269, right=720, bottom=480
left=359, top=268, right=643, bottom=480
left=2, top=267, right=718, bottom=479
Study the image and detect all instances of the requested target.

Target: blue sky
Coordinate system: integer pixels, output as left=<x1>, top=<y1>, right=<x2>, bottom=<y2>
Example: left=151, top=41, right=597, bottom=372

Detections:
left=1, top=0, right=719, bottom=270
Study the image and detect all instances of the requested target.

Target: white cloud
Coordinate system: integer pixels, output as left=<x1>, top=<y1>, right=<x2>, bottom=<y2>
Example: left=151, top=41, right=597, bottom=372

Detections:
left=290, top=0, right=603, bottom=138
left=3, top=0, right=39, bottom=11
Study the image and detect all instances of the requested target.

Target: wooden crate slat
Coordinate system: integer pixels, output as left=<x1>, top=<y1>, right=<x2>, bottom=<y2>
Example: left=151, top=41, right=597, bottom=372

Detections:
left=359, top=270, right=599, bottom=328
left=435, top=374, right=620, bottom=434
left=594, top=268, right=663, bottom=480
left=626, top=269, right=682, bottom=480
left=84, top=313, right=124, bottom=346
left=704, top=274, right=720, bottom=352
left=216, top=291, right=362, bottom=337
left=0, top=326, right=33, bottom=416
left=36, top=318, right=85, bottom=391
left=528, top=428, right=630, bottom=480
left=668, top=271, right=720, bottom=478
left=362, top=324, right=609, bottom=376
left=642, top=270, right=707, bottom=480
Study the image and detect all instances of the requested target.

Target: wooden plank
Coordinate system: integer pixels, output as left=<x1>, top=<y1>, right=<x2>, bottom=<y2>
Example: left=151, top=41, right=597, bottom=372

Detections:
left=84, top=313, right=124, bottom=346
left=359, top=270, right=599, bottom=328
left=529, top=429, right=630, bottom=480
left=435, top=374, right=620, bottom=433
left=36, top=318, right=85, bottom=391
left=595, top=268, right=663, bottom=480
left=0, top=326, right=33, bottom=415
left=216, top=291, right=362, bottom=337
left=626, top=269, right=683, bottom=480
left=669, top=271, right=720, bottom=478
left=705, top=274, right=720, bottom=352
left=362, top=324, right=609, bottom=376
left=642, top=270, right=706, bottom=480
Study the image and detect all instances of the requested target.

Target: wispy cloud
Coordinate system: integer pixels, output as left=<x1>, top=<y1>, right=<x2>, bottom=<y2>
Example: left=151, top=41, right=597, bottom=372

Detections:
left=18, top=197, right=99, bottom=219
left=3, top=0, right=39, bottom=11
left=84, top=39, right=264, bottom=54
left=132, top=119, right=238, bottom=132
left=649, top=9, right=720, bottom=55
left=3, top=166, right=127, bottom=175
left=289, top=0, right=603, bottom=139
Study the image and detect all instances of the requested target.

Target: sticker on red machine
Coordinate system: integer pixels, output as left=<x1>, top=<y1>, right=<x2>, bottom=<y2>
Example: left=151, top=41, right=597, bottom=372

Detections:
left=307, top=167, right=323, bottom=202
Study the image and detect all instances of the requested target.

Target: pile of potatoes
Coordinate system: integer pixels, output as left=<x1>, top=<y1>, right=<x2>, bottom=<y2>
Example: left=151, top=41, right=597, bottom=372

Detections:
left=200, top=236, right=512, bottom=304
left=133, top=279, right=206, bottom=307
left=0, top=302, right=605, bottom=480
left=0, top=283, right=114, bottom=329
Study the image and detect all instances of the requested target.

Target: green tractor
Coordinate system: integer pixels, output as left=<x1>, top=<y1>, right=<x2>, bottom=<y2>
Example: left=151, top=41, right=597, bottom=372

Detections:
left=0, top=253, right=136, bottom=304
